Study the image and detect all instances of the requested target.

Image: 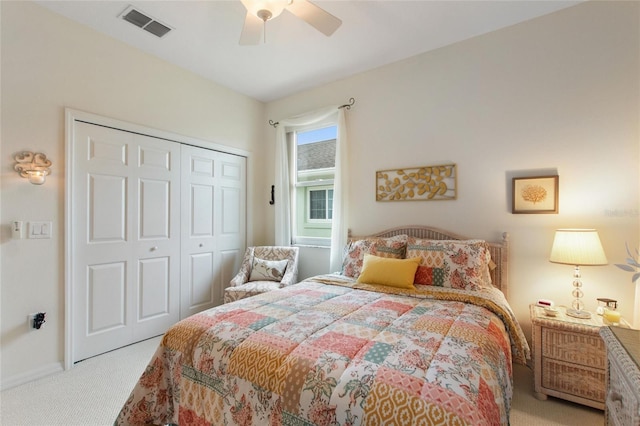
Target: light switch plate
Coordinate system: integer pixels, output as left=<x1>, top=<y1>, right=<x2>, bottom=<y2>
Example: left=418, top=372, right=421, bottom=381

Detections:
left=28, top=221, right=52, bottom=239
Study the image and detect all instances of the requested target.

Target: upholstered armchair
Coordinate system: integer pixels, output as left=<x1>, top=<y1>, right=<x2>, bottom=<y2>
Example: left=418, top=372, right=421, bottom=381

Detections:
left=224, top=246, right=300, bottom=303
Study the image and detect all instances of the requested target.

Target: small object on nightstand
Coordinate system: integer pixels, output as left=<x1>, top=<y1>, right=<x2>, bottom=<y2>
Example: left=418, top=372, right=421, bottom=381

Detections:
left=596, top=298, right=617, bottom=315
left=602, top=308, right=621, bottom=326
left=536, top=298, right=555, bottom=308
left=544, top=307, right=558, bottom=317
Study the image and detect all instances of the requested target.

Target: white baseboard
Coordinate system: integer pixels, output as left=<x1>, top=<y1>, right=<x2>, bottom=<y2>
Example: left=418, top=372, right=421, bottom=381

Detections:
left=1, top=362, right=64, bottom=391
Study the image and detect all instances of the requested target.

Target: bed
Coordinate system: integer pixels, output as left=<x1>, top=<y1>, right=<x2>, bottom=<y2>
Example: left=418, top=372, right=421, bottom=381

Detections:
left=115, top=226, right=530, bottom=426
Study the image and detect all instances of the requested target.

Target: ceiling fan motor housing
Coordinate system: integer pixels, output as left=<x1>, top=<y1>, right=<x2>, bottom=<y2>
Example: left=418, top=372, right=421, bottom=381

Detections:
left=257, top=9, right=273, bottom=22
left=239, top=0, right=342, bottom=45
left=243, top=0, right=289, bottom=20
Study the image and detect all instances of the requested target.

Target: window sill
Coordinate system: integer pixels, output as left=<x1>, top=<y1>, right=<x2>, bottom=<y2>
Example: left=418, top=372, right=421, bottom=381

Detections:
left=293, top=243, right=330, bottom=250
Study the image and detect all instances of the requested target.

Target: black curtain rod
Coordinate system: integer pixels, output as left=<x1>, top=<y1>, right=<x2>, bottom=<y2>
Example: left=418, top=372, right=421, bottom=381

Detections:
left=268, top=98, right=355, bottom=128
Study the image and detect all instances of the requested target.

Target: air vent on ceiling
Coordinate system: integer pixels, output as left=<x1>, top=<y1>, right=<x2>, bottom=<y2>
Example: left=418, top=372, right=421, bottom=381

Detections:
left=119, top=5, right=172, bottom=38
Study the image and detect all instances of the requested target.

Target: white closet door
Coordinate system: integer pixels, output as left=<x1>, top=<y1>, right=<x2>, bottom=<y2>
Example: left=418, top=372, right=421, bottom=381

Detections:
left=217, top=153, right=247, bottom=305
left=180, top=145, right=246, bottom=318
left=131, top=134, right=181, bottom=341
left=72, top=122, right=180, bottom=362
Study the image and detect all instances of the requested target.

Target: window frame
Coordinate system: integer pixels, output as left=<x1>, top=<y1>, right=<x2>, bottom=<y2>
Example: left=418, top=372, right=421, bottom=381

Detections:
left=290, top=123, right=337, bottom=247
left=306, top=185, right=334, bottom=223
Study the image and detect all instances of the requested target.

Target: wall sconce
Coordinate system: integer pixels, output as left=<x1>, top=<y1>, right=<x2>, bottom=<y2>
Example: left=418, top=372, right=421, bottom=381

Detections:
left=14, top=151, right=52, bottom=185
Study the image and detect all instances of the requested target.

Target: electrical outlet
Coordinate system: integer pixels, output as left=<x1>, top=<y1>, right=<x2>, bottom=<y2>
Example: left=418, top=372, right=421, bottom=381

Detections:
left=12, top=221, right=24, bottom=239
left=27, top=312, right=46, bottom=330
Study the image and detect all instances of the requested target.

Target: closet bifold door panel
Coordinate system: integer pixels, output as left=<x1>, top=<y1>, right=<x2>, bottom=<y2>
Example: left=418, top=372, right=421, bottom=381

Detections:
left=69, top=116, right=247, bottom=364
left=180, top=145, right=246, bottom=319
left=72, top=122, right=181, bottom=362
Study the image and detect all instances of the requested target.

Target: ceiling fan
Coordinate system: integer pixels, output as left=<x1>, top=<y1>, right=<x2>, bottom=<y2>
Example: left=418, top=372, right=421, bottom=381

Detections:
left=239, top=0, right=342, bottom=45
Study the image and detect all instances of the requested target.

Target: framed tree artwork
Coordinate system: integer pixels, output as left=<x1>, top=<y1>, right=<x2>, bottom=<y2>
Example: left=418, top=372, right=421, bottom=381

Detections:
left=512, top=175, right=559, bottom=214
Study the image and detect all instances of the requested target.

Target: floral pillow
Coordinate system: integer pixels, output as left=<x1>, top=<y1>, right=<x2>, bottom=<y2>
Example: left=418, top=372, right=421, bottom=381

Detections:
left=342, top=234, right=407, bottom=278
left=249, top=257, right=289, bottom=282
left=406, top=237, right=492, bottom=291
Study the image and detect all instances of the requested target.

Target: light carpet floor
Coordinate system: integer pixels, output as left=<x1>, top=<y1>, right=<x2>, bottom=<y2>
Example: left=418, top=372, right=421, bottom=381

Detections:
left=1, top=337, right=603, bottom=425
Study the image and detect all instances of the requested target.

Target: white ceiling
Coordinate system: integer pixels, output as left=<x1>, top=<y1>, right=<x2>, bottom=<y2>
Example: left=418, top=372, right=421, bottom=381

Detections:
left=36, top=1, right=582, bottom=103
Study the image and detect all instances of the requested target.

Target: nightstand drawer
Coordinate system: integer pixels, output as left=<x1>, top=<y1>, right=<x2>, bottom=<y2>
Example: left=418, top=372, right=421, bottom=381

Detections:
left=542, top=358, right=605, bottom=403
left=607, top=354, right=640, bottom=426
left=542, top=327, right=605, bottom=368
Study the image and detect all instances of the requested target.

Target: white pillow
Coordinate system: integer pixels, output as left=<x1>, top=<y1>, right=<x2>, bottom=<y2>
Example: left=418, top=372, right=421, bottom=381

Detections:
left=249, top=257, right=288, bottom=282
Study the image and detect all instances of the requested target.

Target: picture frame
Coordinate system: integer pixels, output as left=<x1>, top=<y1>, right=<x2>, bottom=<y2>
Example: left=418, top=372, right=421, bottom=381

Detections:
left=376, top=164, right=457, bottom=202
left=512, top=175, right=559, bottom=214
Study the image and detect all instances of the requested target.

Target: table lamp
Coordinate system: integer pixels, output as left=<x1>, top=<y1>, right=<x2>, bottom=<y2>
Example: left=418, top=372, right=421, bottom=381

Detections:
left=549, top=229, right=608, bottom=319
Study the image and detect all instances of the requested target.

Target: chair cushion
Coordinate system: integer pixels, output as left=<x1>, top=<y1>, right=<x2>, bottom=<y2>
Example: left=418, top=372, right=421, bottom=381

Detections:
left=223, top=281, right=282, bottom=303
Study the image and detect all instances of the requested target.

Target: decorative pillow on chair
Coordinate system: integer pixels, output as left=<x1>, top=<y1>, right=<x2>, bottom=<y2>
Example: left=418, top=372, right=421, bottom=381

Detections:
left=342, top=234, right=408, bottom=278
left=249, top=257, right=289, bottom=282
left=406, top=238, right=492, bottom=291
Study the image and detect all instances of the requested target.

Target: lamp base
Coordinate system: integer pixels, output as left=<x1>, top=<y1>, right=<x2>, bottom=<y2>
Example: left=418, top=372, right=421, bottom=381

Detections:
left=566, top=308, right=591, bottom=319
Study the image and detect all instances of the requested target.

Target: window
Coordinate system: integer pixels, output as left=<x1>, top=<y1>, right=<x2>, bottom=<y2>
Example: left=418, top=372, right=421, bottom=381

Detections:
left=292, top=125, right=337, bottom=246
left=308, top=187, right=333, bottom=221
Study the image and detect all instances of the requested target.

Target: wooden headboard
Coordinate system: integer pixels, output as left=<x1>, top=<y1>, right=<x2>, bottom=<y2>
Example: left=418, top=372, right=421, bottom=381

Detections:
left=348, top=225, right=510, bottom=299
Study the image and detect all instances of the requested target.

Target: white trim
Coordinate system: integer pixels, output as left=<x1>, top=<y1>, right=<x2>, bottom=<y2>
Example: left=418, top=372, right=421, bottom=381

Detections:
left=1, top=362, right=63, bottom=391
left=64, top=110, right=75, bottom=371
left=64, top=108, right=251, bottom=370
left=296, top=179, right=334, bottom=188
left=294, top=236, right=330, bottom=247
left=65, top=108, right=250, bottom=157
left=64, top=108, right=250, bottom=157
left=298, top=168, right=335, bottom=182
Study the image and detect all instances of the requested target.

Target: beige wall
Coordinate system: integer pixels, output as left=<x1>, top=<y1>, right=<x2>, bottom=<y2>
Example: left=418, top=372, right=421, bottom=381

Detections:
left=267, top=1, right=640, bottom=339
left=0, top=1, right=267, bottom=387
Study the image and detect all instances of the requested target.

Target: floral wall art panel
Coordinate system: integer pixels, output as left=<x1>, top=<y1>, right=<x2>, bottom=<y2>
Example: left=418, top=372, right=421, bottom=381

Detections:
left=376, top=164, right=457, bottom=202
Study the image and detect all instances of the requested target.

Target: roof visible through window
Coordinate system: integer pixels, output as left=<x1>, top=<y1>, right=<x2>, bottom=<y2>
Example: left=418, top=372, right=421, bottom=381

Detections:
left=297, top=125, right=337, bottom=171
left=297, top=126, right=336, bottom=145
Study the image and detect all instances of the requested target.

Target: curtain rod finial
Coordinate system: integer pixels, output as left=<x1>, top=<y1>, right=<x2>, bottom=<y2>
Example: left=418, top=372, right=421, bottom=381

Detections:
left=339, top=98, right=355, bottom=110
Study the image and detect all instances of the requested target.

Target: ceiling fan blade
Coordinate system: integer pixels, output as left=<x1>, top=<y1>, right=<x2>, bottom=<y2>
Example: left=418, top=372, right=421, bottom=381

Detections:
left=239, top=12, right=263, bottom=45
left=286, top=0, right=342, bottom=36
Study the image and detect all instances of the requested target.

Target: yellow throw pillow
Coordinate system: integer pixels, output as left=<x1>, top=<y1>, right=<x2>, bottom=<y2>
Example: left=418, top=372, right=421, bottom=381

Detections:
left=356, top=254, right=421, bottom=289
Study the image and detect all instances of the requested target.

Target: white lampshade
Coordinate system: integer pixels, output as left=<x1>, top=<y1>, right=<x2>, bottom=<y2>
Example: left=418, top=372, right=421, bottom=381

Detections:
left=549, top=229, right=607, bottom=266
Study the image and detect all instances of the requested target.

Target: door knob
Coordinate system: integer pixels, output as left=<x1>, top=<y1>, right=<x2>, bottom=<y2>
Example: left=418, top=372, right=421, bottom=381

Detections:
left=150, top=246, right=158, bottom=251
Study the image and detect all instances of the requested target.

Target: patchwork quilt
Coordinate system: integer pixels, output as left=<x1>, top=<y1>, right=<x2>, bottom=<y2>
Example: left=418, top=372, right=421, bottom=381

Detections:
left=115, top=274, right=529, bottom=426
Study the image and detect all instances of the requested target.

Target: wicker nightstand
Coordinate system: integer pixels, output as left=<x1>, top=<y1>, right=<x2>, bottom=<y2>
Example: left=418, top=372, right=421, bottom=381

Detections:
left=530, top=304, right=611, bottom=409
left=600, top=326, right=640, bottom=426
